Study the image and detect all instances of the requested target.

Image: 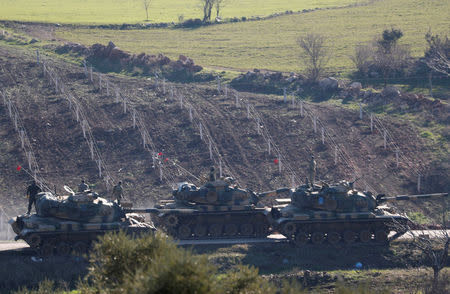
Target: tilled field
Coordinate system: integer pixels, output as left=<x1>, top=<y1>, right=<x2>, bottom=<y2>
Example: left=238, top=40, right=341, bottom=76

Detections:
left=0, top=44, right=446, bottom=220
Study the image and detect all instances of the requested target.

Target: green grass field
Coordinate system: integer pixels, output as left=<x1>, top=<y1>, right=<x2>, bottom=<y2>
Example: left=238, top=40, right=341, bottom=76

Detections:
left=56, top=0, right=450, bottom=75
left=0, top=0, right=361, bottom=24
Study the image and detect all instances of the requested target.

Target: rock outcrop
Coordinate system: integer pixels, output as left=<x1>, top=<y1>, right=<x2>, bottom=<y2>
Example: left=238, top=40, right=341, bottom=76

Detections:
left=56, top=41, right=203, bottom=81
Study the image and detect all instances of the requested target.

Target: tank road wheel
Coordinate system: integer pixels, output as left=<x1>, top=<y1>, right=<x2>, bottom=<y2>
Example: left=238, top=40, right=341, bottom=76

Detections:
left=39, top=242, right=54, bottom=257
left=177, top=225, right=192, bottom=239
left=282, top=222, right=297, bottom=237
left=325, top=198, right=338, bottom=211
left=209, top=224, right=223, bottom=237
left=255, top=224, right=270, bottom=237
left=359, top=230, right=372, bottom=243
left=194, top=224, right=207, bottom=238
left=56, top=242, right=71, bottom=256
left=375, top=230, right=388, bottom=243
left=293, top=232, right=309, bottom=246
left=311, top=232, right=325, bottom=245
left=164, top=215, right=179, bottom=228
left=240, top=223, right=254, bottom=236
left=47, top=238, right=58, bottom=247
left=73, top=242, right=88, bottom=256
left=224, top=224, right=238, bottom=237
left=343, top=231, right=356, bottom=244
left=27, top=234, right=42, bottom=248
left=253, top=215, right=270, bottom=237
left=327, top=232, right=341, bottom=245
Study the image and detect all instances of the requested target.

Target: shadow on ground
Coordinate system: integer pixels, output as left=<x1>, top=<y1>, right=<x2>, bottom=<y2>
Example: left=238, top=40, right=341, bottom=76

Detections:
left=193, top=241, right=435, bottom=274
left=0, top=249, right=88, bottom=293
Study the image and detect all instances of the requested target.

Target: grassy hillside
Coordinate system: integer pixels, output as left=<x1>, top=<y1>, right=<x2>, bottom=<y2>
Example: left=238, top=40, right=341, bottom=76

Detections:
left=56, top=0, right=450, bottom=74
left=0, top=0, right=361, bottom=24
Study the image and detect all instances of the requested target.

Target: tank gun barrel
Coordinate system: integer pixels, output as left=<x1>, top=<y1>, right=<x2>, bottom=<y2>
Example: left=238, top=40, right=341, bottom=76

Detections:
left=377, top=193, right=448, bottom=204
left=124, top=208, right=161, bottom=214
left=124, top=208, right=198, bottom=214
left=257, top=188, right=290, bottom=198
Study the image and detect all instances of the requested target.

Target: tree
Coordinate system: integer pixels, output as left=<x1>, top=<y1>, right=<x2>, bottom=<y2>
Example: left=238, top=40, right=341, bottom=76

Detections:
left=215, top=0, right=226, bottom=19
left=424, top=32, right=450, bottom=77
left=297, top=33, right=330, bottom=82
left=392, top=205, right=449, bottom=293
left=373, top=28, right=410, bottom=86
left=350, top=44, right=374, bottom=77
left=200, top=0, right=214, bottom=22
left=143, top=0, right=151, bottom=21
left=378, top=28, right=403, bottom=53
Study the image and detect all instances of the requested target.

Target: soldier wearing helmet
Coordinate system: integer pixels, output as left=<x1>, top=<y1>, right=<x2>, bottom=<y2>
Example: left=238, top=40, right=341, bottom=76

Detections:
left=78, top=179, right=89, bottom=193
left=112, top=181, right=123, bottom=205
left=26, top=180, right=41, bottom=215
left=209, top=166, right=216, bottom=182
left=309, top=155, right=316, bottom=186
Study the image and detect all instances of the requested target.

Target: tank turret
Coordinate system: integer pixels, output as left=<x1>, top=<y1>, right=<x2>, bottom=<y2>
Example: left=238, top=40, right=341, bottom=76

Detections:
left=170, top=178, right=290, bottom=207
left=171, top=177, right=260, bottom=206
left=289, top=181, right=448, bottom=214
left=290, top=180, right=377, bottom=212
left=35, top=190, right=125, bottom=222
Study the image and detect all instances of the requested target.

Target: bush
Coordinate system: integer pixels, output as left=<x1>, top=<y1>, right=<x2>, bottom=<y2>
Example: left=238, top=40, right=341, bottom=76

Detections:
left=119, top=248, right=217, bottom=294
left=76, top=231, right=298, bottom=293
left=350, top=29, right=412, bottom=81
left=15, top=232, right=306, bottom=293
left=181, top=18, right=203, bottom=28
left=14, top=280, right=66, bottom=294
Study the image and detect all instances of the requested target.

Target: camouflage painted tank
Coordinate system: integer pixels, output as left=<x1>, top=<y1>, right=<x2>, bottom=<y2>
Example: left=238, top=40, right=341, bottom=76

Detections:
left=269, top=180, right=448, bottom=246
left=9, top=189, right=155, bottom=255
left=147, top=178, right=288, bottom=239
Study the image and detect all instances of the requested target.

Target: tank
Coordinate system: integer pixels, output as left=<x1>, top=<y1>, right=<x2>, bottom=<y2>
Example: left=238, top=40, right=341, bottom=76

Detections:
left=9, top=188, right=156, bottom=256
left=144, top=178, right=289, bottom=239
left=269, top=180, right=448, bottom=246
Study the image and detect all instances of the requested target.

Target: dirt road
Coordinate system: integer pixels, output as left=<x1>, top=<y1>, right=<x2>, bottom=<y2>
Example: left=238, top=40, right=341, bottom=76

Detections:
left=0, top=241, right=29, bottom=252
left=1, top=230, right=448, bottom=252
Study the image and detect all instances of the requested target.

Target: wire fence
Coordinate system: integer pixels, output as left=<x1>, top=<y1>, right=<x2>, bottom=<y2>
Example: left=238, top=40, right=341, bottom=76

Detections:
left=0, top=207, right=16, bottom=241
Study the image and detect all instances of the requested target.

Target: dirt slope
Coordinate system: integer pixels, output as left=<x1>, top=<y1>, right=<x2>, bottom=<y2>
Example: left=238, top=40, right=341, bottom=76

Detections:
left=0, top=45, right=447, bottom=219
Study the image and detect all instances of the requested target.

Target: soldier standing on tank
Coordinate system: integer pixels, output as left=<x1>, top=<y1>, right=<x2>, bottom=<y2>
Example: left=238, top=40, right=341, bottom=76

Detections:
left=112, top=181, right=123, bottom=205
left=209, top=166, right=216, bottom=182
left=305, top=177, right=310, bottom=188
left=78, top=179, right=89, bottom=193
left=309, top=155, right=316, bottom=186
left=26, top=180, right=41, bottom=215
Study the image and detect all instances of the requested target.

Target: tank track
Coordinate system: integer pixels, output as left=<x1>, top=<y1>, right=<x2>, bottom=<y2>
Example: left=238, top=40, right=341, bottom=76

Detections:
left=155, top=210, right=272, bottom=240
left=22, top=227, right=152, bottom=256
left=277, top=217, right=409, bottom=246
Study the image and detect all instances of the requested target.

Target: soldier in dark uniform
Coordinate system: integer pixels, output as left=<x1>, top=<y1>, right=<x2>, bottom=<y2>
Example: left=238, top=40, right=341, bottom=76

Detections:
left=78, top=179, right=89, bottom=192
left=309, top=155, right=316, bottom=186
left=26, top=180, right=41, bottom=215
left=209, top=166, right=216, bottom=182
left=112, top=181, right=123, bottom=205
